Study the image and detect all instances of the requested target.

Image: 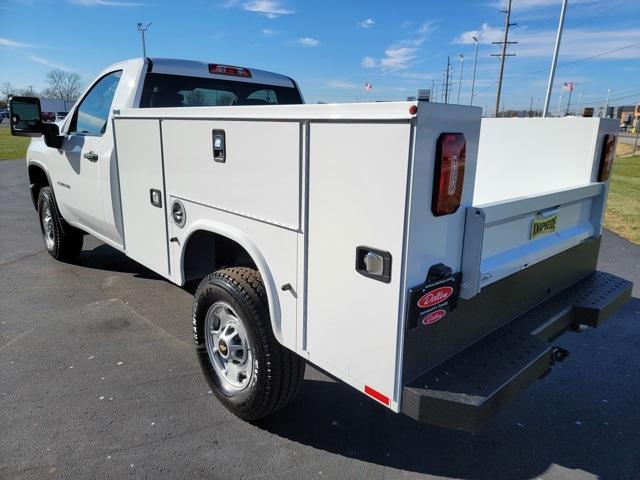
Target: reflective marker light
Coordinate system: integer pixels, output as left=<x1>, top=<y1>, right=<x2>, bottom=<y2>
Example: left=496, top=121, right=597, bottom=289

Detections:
left=598, top=134, right=617, bottom=182
left=432, top=133, right=466, bottom=216
left=208, top=64, right=252, bottom=78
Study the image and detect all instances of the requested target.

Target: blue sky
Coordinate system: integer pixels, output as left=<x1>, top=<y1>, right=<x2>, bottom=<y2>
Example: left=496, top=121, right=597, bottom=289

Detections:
left=1, top=0, right=639, bottom=114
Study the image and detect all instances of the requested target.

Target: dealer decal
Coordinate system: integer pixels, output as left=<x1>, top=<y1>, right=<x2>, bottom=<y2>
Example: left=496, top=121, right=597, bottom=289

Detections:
left=422, top=309, right=447, bottom=325
left=406, top=272, right=461, bottom=331
left=417, top=286, right=453, bottom=309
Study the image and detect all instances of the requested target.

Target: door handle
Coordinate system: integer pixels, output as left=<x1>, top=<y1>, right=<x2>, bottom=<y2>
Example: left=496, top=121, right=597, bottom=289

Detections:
left=212, top=130, right=225, bottom=163
left=83, top=151, right=98, bottom=161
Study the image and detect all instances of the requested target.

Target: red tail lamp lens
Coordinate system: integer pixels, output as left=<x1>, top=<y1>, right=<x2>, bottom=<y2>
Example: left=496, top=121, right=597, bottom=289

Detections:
left=598, top=134, right=617, bottom=182
left=432, top=133, right=466, bottom=216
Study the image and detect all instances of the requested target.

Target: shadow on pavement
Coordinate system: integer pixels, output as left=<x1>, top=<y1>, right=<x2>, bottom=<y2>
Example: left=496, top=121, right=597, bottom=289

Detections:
left=257, top=298, right=640, bottom=479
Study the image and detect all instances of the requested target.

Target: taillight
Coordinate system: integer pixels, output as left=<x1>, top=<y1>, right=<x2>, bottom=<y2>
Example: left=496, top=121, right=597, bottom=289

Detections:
left=432, top=133, right=466, bottom=216
left=208, top=64, right=252, bottom=78
left=598, top=134, right=617, bottom=182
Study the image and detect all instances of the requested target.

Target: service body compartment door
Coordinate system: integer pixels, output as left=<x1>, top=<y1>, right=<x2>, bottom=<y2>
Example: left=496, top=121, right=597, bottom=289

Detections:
left=114, top=118, right=170, bottom=278
left=305, top=121, right=412, bottom=408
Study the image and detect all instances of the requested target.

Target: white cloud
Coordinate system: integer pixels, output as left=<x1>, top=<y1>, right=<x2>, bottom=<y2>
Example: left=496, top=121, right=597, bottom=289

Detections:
left=358, top=18, right=375, bottom=29
left=328, top=80, right=358, bottom=89
left=515, top=28, right=640, bottom=59
left=454, top=23, right=503, bottom=44
left=362, top=44, right=420, bottom=72
left=418, top=20, right=436, bottom=34
left=261, top=28, right=277, bottom=36
left=456, top=25, right=640, bottom=59
left=69, top=0, right=142, bottom=6
left=0, top=37, right=33, bottom=48
left=243, top=0, right=293, bottom=18
left=29, top=55, right=75, bottom=72
left=290, top=37, right=319, bottom=47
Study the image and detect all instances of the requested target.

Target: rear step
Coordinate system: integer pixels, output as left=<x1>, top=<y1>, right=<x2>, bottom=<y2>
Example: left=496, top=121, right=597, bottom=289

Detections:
left=401, top=271, right=632, bottom=433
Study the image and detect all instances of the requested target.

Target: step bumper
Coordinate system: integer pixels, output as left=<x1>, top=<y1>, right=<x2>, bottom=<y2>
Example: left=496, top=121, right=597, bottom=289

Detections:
left=401, top=271, right=632, bottom=433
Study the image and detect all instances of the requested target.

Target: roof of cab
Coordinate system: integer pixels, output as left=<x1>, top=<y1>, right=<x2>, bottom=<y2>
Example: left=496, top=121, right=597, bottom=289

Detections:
left=144, top=57, right=296, bottom=88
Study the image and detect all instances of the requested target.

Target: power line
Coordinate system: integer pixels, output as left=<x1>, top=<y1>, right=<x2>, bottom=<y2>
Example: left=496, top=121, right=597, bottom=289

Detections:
left=475, top=40, right=640, bottom=96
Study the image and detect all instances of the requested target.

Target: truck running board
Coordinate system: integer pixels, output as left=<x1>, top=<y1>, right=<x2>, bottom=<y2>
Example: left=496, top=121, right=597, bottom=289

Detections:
left=401, top=271, right=632, bottom=433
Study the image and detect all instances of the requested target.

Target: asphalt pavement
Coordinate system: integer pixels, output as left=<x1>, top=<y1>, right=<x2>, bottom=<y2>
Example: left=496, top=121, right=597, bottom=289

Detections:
left=1, top=159, right=639, bottom=480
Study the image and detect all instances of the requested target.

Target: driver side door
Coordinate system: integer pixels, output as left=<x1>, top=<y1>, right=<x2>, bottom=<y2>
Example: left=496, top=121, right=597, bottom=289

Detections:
left=54, top=71, right=122, bottom=239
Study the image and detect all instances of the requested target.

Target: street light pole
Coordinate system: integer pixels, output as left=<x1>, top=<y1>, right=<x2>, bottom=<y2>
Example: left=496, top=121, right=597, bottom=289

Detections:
left=543, top=0, right=568, bottom=117
left=577, top=92, right=583, bottom=116
left=470, top=37, right=479, bottom=105
left=137, top=22, right=152, bottom=58
left=457, top=54, right=464, bottom=104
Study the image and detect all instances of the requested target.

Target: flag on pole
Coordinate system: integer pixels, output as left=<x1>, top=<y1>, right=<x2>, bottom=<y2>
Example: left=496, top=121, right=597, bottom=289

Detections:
left=563, top=82, right=574, bottom=92
left=364, top=81, right=373, bottom=92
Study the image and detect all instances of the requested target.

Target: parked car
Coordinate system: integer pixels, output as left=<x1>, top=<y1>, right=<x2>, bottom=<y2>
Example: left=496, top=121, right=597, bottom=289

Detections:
left=55, top=111, right=67, bottom=122
left=9, top=58, right=632, bottom=432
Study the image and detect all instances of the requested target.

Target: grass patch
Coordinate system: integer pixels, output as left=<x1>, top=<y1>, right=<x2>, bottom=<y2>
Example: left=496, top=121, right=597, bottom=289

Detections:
left=0, top=127, right=30, bottom=160
left=605, top=155, right=640, bottom=244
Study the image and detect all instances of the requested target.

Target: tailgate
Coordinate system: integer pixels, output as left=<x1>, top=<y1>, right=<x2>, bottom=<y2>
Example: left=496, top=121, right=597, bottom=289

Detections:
left=460, top=117, right=619, bottom=300
left=460, top=183, right=605, bottom=299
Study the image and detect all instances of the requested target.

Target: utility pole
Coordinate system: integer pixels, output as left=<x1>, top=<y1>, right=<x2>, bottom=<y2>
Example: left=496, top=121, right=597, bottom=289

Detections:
left=444, top=57, right=452, bottom=104
left=543, top=0, right=568, bottom=117
left=137, top=22, right=152, bottom=58
left=529, top=96, right=534, bottom=117
left=492, top=0, right=517, bottom=117
left=603, top=88, right=611, bottom=118
left=457, top=54, right=464, bottom=104
left=470, top=36, right=479, bottom=105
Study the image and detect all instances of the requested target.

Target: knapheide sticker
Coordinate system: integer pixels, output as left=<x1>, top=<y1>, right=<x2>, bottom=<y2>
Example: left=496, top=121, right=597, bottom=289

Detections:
left=422, top=309, right=447, bottom=325
left=417, top=286, right=453, bottom=309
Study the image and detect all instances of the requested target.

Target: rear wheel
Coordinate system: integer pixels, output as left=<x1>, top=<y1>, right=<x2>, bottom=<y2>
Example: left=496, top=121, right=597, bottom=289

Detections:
left=37, top=186, right=83, bottom=261
left=193, top=267, right=305, bottom=421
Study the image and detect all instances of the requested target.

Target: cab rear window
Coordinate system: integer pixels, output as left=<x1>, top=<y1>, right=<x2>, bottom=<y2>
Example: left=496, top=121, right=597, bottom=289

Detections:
left=139, top=73, right=302, bottom=108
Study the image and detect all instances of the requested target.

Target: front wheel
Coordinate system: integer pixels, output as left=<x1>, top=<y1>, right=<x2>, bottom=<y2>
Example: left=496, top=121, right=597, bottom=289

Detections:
left=193, top=267, right=305, bottom=421
left=37, top=186, right=83, bottom=261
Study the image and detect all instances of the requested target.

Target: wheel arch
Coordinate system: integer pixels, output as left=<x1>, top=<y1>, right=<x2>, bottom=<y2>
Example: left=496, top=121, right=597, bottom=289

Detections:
left=179, top=220, right=284, bottom=345
left=27, top=161, right=52, bottom=210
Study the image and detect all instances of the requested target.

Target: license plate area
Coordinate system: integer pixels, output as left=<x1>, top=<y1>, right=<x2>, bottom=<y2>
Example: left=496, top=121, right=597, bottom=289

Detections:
left=530, top=213, right=558, bottom=239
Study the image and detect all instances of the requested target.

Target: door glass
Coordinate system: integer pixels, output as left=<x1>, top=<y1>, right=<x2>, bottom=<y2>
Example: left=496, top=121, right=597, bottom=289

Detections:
left=70, top=71, right=122, bottom=135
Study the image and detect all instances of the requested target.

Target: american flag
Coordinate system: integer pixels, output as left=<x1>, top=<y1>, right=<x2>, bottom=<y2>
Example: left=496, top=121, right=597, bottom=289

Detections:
left=364, top=81, right=373, bottom=92
left=563, top=82, right=574, bottom=92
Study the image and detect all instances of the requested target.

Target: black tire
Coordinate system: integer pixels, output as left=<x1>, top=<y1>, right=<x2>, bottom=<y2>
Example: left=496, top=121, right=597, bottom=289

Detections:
left=193, top=267, right=305, bottom=421
left=37, top=186, right=83, bottom=261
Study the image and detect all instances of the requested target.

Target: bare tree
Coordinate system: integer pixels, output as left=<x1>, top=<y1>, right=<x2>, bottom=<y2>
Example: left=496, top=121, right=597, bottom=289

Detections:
left=43, top=70, right=82, bottom=101
left=1, top=82, right=17, bottom=104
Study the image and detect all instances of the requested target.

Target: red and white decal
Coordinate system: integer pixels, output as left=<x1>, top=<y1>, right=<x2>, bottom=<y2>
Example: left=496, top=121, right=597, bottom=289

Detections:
left=417, top=286, right=453, bottom=309
left=422, top=309, right=447, bottom=325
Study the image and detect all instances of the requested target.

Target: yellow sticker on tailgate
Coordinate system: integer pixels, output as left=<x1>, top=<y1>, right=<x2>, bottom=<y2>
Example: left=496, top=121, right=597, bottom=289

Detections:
left=530, top=214, right=558, bottom=239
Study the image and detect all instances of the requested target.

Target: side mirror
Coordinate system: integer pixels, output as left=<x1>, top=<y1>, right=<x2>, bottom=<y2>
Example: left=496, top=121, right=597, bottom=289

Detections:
left=9, top=96, right=63, bottom=149
left=9, top=96, right=43, bottom=137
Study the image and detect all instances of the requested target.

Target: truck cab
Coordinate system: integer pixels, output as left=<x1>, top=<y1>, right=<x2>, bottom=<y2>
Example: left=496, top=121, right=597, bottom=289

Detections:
left=23, top=58, right=303, bottom=250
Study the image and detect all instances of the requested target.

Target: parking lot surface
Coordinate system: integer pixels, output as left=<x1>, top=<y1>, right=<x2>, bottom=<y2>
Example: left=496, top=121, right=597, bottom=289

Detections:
left=1, top=159, right=639, bottom=480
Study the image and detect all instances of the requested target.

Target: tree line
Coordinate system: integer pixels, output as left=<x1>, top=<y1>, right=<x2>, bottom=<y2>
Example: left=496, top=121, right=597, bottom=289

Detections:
left=1, top=70, right=83, bottom=108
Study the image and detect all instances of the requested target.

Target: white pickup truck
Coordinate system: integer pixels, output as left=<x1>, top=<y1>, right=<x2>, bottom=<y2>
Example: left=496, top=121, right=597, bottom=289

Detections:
left=10, top=57, right=632, bottom=432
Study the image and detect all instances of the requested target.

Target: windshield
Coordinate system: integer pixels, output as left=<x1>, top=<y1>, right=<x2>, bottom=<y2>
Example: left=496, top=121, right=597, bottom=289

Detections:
left=140, top=73, right=303, bottom=108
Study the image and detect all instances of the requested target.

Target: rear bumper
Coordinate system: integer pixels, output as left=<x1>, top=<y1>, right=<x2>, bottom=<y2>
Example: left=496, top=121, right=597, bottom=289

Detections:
left=401, top=270, right=632, bottom=432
